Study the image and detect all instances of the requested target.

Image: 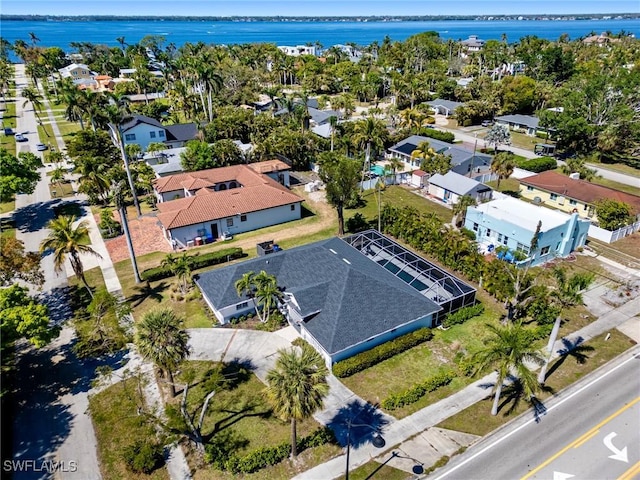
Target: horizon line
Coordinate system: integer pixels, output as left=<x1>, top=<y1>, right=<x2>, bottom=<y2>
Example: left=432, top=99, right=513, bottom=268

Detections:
left=2, top=13, right=638, bottom=18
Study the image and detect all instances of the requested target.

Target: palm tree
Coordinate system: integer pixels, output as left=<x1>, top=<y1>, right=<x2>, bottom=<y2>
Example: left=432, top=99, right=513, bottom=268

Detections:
left=21, top=86, right=43, bottom=122
left=234, top=270, right=259, bottom=317
left=452, top=194, right=477, bottom=227
left=352, top=116, right=388, bottom=189
left=40, top=215, right=102, bottom=297
left=472, top=322, right=544, bottom=415
left=254, top=271, right=283, bottom=324
left=490, top=152, right=516, bottom=190
left=50, top=166, right=66, bottom=191
left=264, top=348, right=329, bottom=458
left=135, top=308, right=190, bottom=397
left=387, top=157, right=404, bottom=185
left=328, top=115, right=339, bottom=152
left=161, top=252, right=192, bottom=294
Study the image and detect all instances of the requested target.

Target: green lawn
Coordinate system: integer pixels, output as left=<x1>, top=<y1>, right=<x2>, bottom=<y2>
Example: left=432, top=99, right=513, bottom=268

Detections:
left=436, top=329, right=636, bottom=436
left=89, top=379, right=169, bottom=480
left=1, top=99, right=18, bottom=156
left=1, top=217, right=16, bottom=239
left=347, top=460, right=410, bottom=480
left=586, top=235, right=640, bottom=267
left=178, top=361, right=342, bottom=480
left=0, top=199, right=15, bottom=214
left=586, top=161, right=640, bottom=177
left=589, top=176, right=640, bottom=196
left=49, top=181, right=75, bottom=199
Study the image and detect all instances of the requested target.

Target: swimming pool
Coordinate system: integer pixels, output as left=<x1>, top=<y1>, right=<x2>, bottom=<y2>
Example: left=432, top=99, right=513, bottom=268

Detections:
left=370, top=165, right=386, bottom=176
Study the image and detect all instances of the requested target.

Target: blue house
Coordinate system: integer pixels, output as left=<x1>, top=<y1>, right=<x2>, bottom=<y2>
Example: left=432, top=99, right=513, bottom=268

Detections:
left=195, top=231, right=475, bottom=366
left=465, top=197, right=591, bottom=267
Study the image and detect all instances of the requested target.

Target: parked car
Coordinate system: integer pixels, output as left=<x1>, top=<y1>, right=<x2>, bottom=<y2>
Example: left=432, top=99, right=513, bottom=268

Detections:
left=15, top=134, right=27, bottom=142
left=4, top=127, right=15, bottom=136
left=36, top=143, right=48, bottom=151
left=481, top=120, right=493, bottom=127
left=220, top=231, right=233, bottom=241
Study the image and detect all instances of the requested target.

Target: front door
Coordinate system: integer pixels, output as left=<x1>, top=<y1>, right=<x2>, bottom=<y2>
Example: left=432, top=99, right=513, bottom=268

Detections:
left=210, top=223, right=219, bottom=239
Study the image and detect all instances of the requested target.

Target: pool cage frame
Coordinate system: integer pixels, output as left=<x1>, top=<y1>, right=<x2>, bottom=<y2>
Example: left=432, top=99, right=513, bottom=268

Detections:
left=343, top=230, right=477, bottom=324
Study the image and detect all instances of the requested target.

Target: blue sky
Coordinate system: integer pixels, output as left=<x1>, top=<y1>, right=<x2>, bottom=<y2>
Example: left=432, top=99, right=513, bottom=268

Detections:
left=2, top=0, right=638, bottom=16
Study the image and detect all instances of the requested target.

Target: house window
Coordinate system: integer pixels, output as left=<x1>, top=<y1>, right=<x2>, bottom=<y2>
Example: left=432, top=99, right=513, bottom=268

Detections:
left=569, top=199, right=577, bottom=205
left=550, top=193, right=558, bottom=201
left=498, top=233, right=502, bottom=243
left=540, top=246, right=550, bottom=255
left=583, top=204, right=588, bottom=210
left=240, top=214, right=247, bottom=222
left=516, top=243, right=530, bottom=255
left=125, top=133, right=136, bottom=141
left=236, top=302, right=249, bottom=310
left=158, top=130, right=165, bottom=138
left=473, top=223, right=479, bottom=232
left=290, top=204, right=295, bottom=211
left=503, top=236, right=509, bottom=246
left=527, top=186, right=534, bottom=191
left=226, top=218, right=234, bottom=227
left=485, top=229, right=491, bottom=237
left=150, top=131, right=156, bottom=138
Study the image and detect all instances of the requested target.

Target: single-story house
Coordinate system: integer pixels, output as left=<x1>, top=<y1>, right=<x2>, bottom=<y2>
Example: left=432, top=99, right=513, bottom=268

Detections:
left=155, top=161, right=300, bottom=246
left=428, top=171, right=492, bottom=205
left=119, top=68, right=164, bottom=78
left=125, top=92, right=166, bottom=103
left=387, top=135, right=492, bottom=177
left=519, top=170, right=640, bottom=225
left=143, top=146, right=187, bottom=177
left=494, top=114, right=542, bottom=137
left=120, top=114, right=198, bottom=151
left=277, top=45, right=316, bottom=56
left=465, top=196, right=591, bottom=267
left=426, top=98, right=464, bottom=117
left=195, top=230, right=475, bottom=366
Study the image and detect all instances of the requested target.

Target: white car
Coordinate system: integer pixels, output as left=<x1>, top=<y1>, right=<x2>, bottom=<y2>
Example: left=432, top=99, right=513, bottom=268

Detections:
left=220, top=231, right=233, bottom=241
left=36, top=143, right=48, bottom=151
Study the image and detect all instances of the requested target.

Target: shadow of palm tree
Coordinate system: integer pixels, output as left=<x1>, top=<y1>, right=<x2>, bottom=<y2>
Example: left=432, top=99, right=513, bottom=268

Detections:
left=545, top=336, right=595, bottom=380
left=128, top=281, right=167, bottom=307
left=327, top=399, right=390, bottom=449
left=498, top=377, right=554, bottom=419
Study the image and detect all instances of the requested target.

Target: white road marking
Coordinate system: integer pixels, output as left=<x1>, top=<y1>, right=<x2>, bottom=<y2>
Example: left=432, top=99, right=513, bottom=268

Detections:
left=603, top=432, right=629, bottom=463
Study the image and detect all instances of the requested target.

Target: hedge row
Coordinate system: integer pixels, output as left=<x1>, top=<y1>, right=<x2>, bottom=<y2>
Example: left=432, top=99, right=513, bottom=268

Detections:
left=442, top=303, right=485, bottom=328
left=517, top=156, right=557, bottom=173
left=381, top=369, right=456, bottom=410
left=332, top=328, right=433, bottom=378
left=207, top=427, right=335, bottom=474
left=141, top=247, right=243, bottom=282
left=417, top=128, right=456, bottom=144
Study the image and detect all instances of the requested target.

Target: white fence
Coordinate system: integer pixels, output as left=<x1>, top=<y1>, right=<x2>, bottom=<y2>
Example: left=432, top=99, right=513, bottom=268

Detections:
left=359, top=173, right=408, bottom=191
left=588, top=220, right=640, bottom=244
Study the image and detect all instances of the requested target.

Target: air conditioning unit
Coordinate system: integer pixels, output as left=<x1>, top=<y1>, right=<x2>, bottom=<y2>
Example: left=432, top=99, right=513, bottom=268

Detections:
left=533, top=197, right=542, bottom=205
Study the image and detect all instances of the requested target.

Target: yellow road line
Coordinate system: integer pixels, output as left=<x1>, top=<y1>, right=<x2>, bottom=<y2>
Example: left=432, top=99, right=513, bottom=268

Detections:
left=521, top=397, right=640, bottom=480
left=617, top=460, right=640, bottom=480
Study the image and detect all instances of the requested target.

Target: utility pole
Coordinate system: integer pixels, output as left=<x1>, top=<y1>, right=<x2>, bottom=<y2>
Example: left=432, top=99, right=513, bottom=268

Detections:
left=469, top=132, right=478, bottom=178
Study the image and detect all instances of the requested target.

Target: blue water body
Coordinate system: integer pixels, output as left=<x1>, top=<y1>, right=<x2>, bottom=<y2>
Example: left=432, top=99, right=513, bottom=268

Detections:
left=370, top=165, right=386, bottom=176
left=1, top=18, right=638, bottom=52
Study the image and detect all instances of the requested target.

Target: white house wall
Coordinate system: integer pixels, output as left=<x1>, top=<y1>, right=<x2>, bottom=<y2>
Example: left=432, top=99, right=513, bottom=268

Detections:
left=169, top=202, right=302, bottom=245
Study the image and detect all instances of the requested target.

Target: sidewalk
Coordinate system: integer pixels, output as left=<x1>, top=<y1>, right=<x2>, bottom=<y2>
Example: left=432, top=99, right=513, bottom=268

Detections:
left=294, top=276, right=640, bottom=479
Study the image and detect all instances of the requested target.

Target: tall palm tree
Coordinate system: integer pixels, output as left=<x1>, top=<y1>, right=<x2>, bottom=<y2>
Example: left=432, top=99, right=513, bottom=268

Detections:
left=21, top=86, right=43, bottom=122
left=490, top=152, right=516, bottom=190
left=387, top=157, right=404, bottom=185
left=161, top=252, right=192, bottom=294
left=472, top=322, right=544, bottom=415
left=40, top=215, right=102, bottom=297
left=254, top=271, right=283, bottom=324
left=352, top=116, right=388, bottom=189
left=234, top=270, right=259, bottom=317
left=452, top=194, right=477, bottom=227
left=264, top=348, right=329, bottom=458
left=135, top=308, right=190, bottom=397
left=328, top=115, right=339, bottom=152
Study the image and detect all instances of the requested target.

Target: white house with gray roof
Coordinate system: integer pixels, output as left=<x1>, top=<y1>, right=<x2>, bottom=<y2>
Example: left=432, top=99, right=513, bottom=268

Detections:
left=426, top=99, right=465, bottom=117
left=428, top=171, right=492, bottom=205
left=195, top=231, right=476, bottom=366
left=388, top=135, right=492, bottom=177
left=120, top=114, right=198, bottom=151
left=495, top=114, right=542, bottom=136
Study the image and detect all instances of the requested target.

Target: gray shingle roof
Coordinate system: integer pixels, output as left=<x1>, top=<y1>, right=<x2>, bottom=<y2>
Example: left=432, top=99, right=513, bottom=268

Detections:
left=165, top=123, right=198, bottom=143
left=388, top=135, right=492, bottom=167
left=429, top=171, right=491, bottom=196
left=195, top=237, right=441, bottom=355
left=120, top=114, right=163, bottom=132
left=495, top=114, right=539, bottom=129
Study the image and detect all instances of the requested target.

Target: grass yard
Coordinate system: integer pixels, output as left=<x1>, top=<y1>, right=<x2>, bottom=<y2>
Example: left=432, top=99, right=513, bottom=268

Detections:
left=1, top=217, right=16, bottom=239
left=349, top=185, right=454, bottom=225
left=1, top=99, right=17, bottom=156
left=589, top=176, right=640, bottom=196
left=347, top=460, right=410, bottom=480
left=178, top=361, right=342, bottom=480
left=436, top=329, right=636, bottom=436
left=485, top=177, right=520, bottom=196
left=587, top=235, right=640, bottom=268
left=89, top=379, right=169, bottom=480
left=49, top=181, right=75, bottom=199
left=586, top=161, right=640, bottom=177
left=0, top=199, right=15, bottom=214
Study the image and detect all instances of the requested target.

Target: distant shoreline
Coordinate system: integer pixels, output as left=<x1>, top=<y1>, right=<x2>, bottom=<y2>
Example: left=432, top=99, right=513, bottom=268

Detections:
left=2, top=13, right=639, bottom=22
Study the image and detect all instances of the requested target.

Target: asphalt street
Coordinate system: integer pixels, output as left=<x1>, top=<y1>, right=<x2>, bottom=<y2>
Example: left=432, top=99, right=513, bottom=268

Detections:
left=430, top=347, right=640, bottom=480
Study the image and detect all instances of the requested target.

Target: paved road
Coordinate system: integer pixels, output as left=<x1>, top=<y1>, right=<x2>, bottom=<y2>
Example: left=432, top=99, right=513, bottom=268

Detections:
left=429, top=346, right=640, bottom=480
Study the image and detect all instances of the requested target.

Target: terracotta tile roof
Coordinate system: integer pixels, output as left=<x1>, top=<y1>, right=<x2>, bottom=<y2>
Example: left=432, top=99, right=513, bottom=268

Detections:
left=247, top=159, right=290, bottom=174
left=156, top=164, right=303, bottom=230
left=520, top=171, right=640, bottom=214
left=413, top=170, right=428, bottom=177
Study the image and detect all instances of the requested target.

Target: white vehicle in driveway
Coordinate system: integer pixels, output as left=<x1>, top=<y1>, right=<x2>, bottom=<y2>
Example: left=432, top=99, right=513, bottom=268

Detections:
left=220, top=231, right=233, bottom=241
left=36, top=143, right=48, bottom=151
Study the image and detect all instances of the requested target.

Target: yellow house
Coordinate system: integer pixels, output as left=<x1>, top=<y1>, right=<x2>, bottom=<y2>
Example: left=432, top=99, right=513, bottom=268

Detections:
left=519, top=171, right=640, bottom=225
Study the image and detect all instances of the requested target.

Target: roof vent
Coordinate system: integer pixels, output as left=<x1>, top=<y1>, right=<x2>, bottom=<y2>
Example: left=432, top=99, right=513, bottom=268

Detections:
left=329, top=249, right=337, bottom=254
left=342, top=258, right=351, bottom=265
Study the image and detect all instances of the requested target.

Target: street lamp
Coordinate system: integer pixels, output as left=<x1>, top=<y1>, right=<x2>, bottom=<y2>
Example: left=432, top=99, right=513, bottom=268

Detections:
left=344, top=419, right=385, bottom=480
left=107, top=122, right=142, bottom=218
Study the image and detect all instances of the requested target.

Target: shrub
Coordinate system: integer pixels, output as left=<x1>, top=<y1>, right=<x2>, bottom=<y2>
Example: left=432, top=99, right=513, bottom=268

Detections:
left=442, top=303, right=485, bottom=328
left=122, top=440, right=164, bottom=474
left=346, top=212, right=370, bottom=233
left=516, top=156, right=557, bottom=173
left=141, top=247, right=243, bottom=282
left=417, top=128, right=455, bottom=143
left=98, top=208, right=122, bottom=238
left=381, top=369, right=455, bottom=410
left=333, top=328, right=433, bottom=378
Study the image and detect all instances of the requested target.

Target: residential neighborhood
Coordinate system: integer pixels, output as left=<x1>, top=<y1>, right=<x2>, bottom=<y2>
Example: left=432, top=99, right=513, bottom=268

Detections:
left=1, top=15, right=639, bottom=480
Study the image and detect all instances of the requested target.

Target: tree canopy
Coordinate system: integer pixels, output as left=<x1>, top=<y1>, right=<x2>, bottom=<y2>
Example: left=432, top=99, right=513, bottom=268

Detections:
left=0, top=149, right=41, bottom=202
left=1, top=285, right=56, bottom=351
